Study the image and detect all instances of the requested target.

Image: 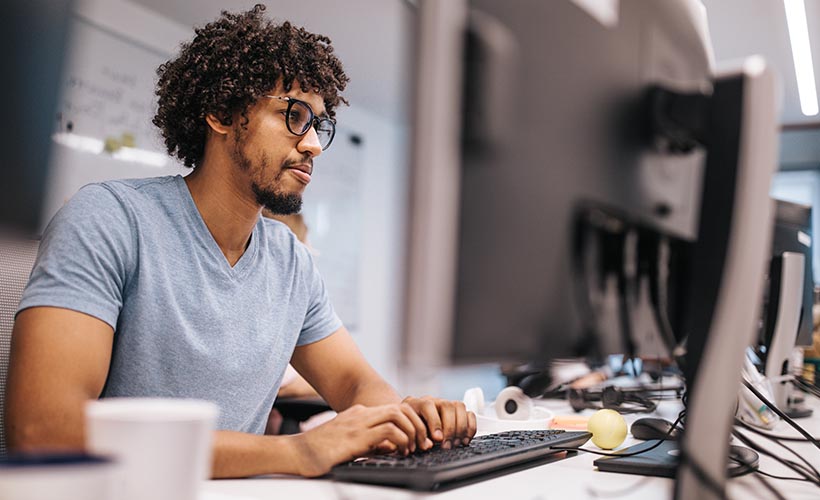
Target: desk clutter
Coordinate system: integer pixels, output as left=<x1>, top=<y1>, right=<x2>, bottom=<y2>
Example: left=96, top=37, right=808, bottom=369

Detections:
left=464, top=387, right=628, bottom=449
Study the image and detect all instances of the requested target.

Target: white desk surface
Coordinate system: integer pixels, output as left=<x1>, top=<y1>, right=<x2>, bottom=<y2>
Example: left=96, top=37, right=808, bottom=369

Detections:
left=202, top=394, right=820, bottom=500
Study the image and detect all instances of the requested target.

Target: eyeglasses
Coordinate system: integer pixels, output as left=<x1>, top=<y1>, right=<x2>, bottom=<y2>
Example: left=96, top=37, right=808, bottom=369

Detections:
left=264, top=95, right=336, bottom=150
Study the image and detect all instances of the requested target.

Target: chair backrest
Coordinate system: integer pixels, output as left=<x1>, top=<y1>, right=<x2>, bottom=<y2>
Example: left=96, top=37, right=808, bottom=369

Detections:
left=0, top=238, right=40, bottom=455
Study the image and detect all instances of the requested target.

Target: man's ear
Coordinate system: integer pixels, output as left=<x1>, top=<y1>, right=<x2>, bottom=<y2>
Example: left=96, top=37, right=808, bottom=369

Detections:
left=205, top=114, right=231, bottom=136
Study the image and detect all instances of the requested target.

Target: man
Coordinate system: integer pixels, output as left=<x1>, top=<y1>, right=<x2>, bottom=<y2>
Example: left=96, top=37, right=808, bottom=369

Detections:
left=5, top=5, right=475, bottom=478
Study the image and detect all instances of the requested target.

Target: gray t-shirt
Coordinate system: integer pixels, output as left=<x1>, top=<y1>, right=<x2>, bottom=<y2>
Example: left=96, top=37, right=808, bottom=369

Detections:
left=18, top=175, right=342, bottom=434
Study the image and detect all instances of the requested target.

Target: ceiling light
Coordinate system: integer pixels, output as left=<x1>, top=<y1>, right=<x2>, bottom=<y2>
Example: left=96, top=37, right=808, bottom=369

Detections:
left=784, top=0, right=819, bottom=116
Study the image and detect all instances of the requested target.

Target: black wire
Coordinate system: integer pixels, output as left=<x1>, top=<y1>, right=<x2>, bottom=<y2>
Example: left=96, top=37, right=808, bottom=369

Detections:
left=742, top=379, right=820, bottom=451
left=757, top=469, right=819, bottom=483
left=734, top=419, right=820, bottom=480
left=749, top=470, right=788, bottom=500
left=735, top=418, right=820, bottom=442
left=731, top=430, right=820, bottom=485
left=554, top=410, right=685, bottom=457
left=793, top=377, right=820, bottom=399
left=733, top=431, right=820, bottom=484
left=675, top=445, right=730, bottom=500
left=731, top=429, right=818, bottom=482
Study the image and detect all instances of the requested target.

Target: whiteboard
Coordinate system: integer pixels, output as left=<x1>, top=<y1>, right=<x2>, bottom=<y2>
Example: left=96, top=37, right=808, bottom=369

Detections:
left=42, top=14, right=187, bottom=229
left=301, top=127, right=365, bottom=331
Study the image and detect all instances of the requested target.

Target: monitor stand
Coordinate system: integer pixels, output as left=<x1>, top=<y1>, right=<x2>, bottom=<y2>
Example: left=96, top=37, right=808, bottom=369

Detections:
left=593, top=440, right=758, bottom=478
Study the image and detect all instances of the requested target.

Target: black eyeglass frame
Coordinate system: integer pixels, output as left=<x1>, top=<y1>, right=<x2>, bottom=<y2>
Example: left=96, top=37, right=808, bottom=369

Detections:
left=264, top=95, right=336, bottom=150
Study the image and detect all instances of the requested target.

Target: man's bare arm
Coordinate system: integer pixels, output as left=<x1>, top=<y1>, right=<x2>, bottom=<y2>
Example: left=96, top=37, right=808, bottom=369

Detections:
left=290, top=327, right=402, bottom=410
left=6, top=309, right=425, bottom=478
left=291, top=328, right=476, bottom=452
left=5, top=307, right=114, bottom=451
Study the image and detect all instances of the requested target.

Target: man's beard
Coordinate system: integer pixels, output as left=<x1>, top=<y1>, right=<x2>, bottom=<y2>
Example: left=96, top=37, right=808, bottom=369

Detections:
left=251, top=181, right=302, bottom=215
left=233, top=131, right=303, bottom=215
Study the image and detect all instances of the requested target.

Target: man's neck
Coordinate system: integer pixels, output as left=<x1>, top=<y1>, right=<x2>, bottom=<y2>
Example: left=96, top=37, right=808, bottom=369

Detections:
left=183, top=161, right=261, bottom=267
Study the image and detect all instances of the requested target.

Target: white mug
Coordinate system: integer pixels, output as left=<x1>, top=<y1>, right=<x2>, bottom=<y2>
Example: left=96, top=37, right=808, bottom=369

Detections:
left=85, top=398, right=219, bottom=500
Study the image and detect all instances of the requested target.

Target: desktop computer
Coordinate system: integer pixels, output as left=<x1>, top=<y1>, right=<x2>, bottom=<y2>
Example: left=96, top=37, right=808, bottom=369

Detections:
left=757, top=199, right=815, bottom=416
left=762, top=199, right=815, bottom=350
left=398, top=1, right=779, bottom=498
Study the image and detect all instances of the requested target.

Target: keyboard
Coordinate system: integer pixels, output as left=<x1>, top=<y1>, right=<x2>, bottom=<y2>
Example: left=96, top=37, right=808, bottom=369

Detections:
left=331, top=429, right=592, bottom=491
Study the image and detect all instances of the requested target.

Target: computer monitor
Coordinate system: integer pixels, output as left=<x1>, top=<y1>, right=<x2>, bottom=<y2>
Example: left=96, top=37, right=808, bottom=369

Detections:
left=757, top=199, right=814, bottom=413
left=0, top=0, right=72, bottom=236
left=762, top=199, right=815, bottom=348
left=402, top=1, right=779, bottom=498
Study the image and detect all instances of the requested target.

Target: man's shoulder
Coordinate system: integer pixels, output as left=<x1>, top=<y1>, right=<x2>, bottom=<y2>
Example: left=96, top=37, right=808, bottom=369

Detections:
left=93, top=175, right=181, bottom=200
left=68, top=175, right=181, bottom=213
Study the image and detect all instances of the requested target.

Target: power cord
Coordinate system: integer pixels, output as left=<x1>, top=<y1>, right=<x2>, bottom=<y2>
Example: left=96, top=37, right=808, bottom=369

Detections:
left=793, top=377, right=820, bottom=399
left=733, top=420, right=820, bottom=480
left=735, top=418, right=820, bottom=443
left=553, top=409, right=685, bottom=458
left=742, top=379, right=820, bottom=451
left=731, top=428, right=820, bottom=484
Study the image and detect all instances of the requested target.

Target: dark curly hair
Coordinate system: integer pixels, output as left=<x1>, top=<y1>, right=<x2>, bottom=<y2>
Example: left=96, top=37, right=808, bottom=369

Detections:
left=153, top=4, right=349, bottom=168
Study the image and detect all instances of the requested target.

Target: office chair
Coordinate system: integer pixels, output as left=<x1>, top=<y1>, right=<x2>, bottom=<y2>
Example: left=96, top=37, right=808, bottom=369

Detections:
left=272, top=396, right=333, bottom=434
left=0, top=237, right=40, bottom=456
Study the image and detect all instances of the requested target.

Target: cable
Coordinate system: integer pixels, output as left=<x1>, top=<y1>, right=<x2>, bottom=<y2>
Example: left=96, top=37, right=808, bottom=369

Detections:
left=749, top=471, right=788, bottom=500
left=793, top=377, right=820, bottom=399
left=733, top=419, right=820, bottom=480
left=733, top=426, right=820, bottom=482
left=554, top=410, right=686, bottom=458
left=735, top=418, right=820, bottom=443
left=757, top=469, right=820, bottom=483
left=675, top=445, right=731, bottom=500
left=731, top=429, right=820, bottom=485
left=742, top=379, right=820, bottom=451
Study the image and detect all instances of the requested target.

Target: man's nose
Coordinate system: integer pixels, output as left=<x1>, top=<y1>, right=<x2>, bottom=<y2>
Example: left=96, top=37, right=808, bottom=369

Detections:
left=297, top=126, right=323, bottom=158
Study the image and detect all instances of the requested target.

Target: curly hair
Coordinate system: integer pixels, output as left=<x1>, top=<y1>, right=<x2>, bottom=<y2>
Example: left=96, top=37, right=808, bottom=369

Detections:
left=153, top=4, right=349, bottom=168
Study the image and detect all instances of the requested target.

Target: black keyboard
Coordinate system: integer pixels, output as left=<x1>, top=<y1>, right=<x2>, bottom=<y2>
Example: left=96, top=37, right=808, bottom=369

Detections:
left=331, top=429, right=592, bottom=491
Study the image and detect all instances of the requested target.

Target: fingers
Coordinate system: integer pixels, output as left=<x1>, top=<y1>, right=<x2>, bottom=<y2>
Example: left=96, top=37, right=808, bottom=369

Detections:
left=454, top=402, right=469, bottom=445
left=400, top=403, right=433, bottom=451
left=358, top=404, right=419, bottom=453
left=404, top=398, right=473, bottom=449
left=439, top=402, right=456, bottom=449
left=467, top=410, right=477, bottom=442
left=410, top=397, right=444, bottom=444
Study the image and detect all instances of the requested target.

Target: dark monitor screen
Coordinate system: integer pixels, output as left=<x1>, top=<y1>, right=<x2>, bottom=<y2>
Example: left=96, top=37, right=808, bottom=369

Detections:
left=0, top=0, right=72, bottom=236
left=761, top=199, right=815, bottom=347
left=402, top=0, right=714, bottom=369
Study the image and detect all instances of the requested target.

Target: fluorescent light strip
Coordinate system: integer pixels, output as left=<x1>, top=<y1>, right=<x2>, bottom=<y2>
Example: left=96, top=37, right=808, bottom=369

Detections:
left=784, top=0, right=819, bottom=116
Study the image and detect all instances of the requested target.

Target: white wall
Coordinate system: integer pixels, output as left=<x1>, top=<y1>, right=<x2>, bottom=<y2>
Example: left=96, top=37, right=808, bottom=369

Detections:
left=332, top=105, right=408, bottom=384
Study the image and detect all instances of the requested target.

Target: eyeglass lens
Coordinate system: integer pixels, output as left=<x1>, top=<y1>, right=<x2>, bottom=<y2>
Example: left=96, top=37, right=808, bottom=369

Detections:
left=286, top=99, right=335, bottom=150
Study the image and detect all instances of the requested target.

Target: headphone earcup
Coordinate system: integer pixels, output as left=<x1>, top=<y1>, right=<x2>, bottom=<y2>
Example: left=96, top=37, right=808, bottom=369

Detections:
left=517, top=371, right=552, bottom=398
left=495, top=386, right=533, bottom=420
left=601, top=386, right=623, bottom=408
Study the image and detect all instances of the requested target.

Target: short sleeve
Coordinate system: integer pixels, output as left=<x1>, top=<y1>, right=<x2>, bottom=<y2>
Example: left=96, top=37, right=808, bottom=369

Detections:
left=295, top=246, right=343, bottom=346
left=18, top=184, right=136, bottom=329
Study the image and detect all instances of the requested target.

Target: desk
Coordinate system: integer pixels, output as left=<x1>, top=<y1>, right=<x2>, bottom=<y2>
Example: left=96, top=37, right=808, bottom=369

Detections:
left=202, top=395, right=820, bottom=499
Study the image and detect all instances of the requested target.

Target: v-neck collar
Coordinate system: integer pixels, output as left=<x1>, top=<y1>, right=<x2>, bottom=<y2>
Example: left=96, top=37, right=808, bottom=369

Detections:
left=175, top=175, right=259, bottom=279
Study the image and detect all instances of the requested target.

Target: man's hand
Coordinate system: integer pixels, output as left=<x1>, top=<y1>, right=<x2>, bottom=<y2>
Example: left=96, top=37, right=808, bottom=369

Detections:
left=292, top=403, right=433, bottom=477
left=401, top=396, right=477, bottom=451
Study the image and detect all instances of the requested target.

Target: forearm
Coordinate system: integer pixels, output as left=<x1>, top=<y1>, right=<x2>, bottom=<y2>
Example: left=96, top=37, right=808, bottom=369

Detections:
left=211, top=430, right=305, bottom=478
left=340, top=376, right=402, bottom=409
left=5, top=394, right=87, bottom=452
